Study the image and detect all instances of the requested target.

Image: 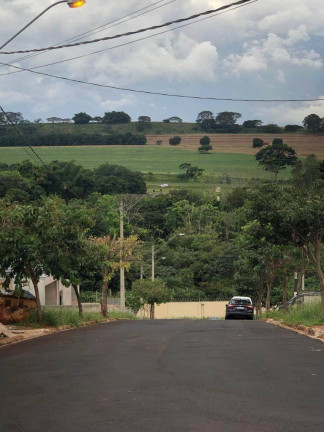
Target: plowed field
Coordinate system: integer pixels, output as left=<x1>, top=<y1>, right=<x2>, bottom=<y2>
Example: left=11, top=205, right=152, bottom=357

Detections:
left=146, top=134, right=324, bottom=157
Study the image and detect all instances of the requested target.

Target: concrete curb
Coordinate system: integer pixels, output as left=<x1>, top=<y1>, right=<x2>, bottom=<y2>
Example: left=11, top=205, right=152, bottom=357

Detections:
left=0, top=318, right=123, bottom=348
left=266, top=319, right=324, bottom=342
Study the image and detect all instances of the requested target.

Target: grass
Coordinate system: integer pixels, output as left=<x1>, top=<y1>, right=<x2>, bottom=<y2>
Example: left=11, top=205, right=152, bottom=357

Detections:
left=265, top=302, right=324, bottom=327
left=0, top=146, right=286, bottom=180
left=20, top=307, right=136, bottom=328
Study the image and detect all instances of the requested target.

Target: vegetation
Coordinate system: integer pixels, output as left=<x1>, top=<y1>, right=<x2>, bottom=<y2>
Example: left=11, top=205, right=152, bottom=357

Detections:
left=23, top=308, right=135, bottom=328
left=265, top=302, right=323, bottom=327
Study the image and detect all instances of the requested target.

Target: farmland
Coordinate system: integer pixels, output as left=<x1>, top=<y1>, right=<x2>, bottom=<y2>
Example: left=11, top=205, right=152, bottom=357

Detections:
left=0, top=133, right=323, bottom=188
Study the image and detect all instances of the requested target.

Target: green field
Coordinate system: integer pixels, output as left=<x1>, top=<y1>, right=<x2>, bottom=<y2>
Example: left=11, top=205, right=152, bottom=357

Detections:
left=0, top=146, right=288, bottom=180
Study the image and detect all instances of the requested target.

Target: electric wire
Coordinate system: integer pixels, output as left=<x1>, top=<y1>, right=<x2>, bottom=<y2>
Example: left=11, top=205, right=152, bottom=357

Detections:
left=1, top=60, right=323, bottom=102
left=0, top=1, right=258, bottom=78
left=0, top=0, right=259, bottom=54
left=0, top=0, right=176, bottom=69
left=0, top=105, right=83, bottom=200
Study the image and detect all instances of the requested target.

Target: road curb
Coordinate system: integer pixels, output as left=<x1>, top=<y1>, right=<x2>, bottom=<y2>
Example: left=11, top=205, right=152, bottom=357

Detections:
left=266, top=319, right=324, bottom=342
left=0, top=318, right=124, bottom=348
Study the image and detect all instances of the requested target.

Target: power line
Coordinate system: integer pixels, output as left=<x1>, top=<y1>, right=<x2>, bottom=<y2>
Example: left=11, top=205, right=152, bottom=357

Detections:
left=0, top=0, right=176, bottom=69
left=0, top=0, right=259, bottom=55
left=1, top=60, right=323, bottom=102
left=0, top=1, right=258, bottom=77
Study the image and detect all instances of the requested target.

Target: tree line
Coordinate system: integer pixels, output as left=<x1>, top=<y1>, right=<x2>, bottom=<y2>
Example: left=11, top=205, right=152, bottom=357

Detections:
left=1, top=110, right=323, bottom=133
left=0, top=154, right=323, bottom=322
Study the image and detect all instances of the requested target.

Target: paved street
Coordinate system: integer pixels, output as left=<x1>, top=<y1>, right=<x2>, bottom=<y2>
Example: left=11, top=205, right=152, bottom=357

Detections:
left=0, top=320, right=323, bottom=432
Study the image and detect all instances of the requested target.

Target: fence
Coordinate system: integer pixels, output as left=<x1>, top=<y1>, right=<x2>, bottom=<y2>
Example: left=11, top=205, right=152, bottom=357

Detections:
left=80, top=291, right=120, bottom=305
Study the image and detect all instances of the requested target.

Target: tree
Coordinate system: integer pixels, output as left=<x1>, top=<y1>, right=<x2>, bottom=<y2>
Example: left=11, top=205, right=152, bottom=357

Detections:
left=292, top=154, right=322, bottom=190
left=262, top=124, right=282, bottom=133
left=138, top=116, right=151, bottom=123
left=169, top=136, right=182, bottom=146
left=255, top=142, right=297, bottom=180
left=93, top=235, right=139, bottom=317
left=91, top=116, right=103, bottom=123
left=243, top=120, right=263, bottom=128
left=5, top=112, right=23, bottom=125
left=103, top=111, right=131, bottom=124
left=303, top=114, right=323, bottom=133
left=284, top=124, right=303, bottom=132
left=196, top=111, right=215, bottom=130
left=168, top=116, right=183, bottom=123
left=179, top=163, right=204, bottom=179
left=215, top=112, right=241, bottom=129
left=246, top=183, right=324, bottom=319
left=72, top=112, right=92, bottom=125
left=131, top=278, right=172, bottom=319
left=93, top=164, right=146, bottom=195
left=272, top=138, right=283, bottom=145
left=0, top=197, right=93, bottom=323
left=253, top=138, right=264, bottom=148
left=200, top=136, right=210, bottom=146
left=198, top=136, right=213, bottom=154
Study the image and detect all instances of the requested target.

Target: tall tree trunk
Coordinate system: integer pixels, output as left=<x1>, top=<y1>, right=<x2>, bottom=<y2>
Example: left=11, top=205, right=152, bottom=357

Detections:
left=30, top=270, right=42, bottom=324
left=72, top=284, right=83, bottom=318
left=149, top=303, right=155, bottom=320
left=266, top=281, right=272, bottom=312
left=101, top=280, right=108, bottom=318
left=282, top=275, right=288, bottom=311
left=256, top=283, right=264, bottom=317
left=313, top=240, right=324, bottom=320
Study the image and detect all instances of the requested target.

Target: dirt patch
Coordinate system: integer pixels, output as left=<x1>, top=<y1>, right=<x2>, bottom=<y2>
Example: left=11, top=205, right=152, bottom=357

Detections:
left=146, top=133, right=324, bottom=157
left=266, top=319, right=324, bottom=342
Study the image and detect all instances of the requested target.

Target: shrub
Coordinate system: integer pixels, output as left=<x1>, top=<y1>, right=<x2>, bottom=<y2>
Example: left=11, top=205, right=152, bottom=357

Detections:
left=169, top=136, right=182, bottom=146
left=253, top=138, right=264, bottom=148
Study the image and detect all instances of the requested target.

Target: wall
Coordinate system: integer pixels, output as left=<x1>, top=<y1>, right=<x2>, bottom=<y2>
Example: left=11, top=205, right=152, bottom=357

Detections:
left=138, top=301, right=228, bottom=320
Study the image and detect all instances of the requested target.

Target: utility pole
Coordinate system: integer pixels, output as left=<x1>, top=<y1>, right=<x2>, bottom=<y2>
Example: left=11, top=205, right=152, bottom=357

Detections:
left=120, top=201, right=125, bottom=310
left=152, top=244, right=155, bottom=281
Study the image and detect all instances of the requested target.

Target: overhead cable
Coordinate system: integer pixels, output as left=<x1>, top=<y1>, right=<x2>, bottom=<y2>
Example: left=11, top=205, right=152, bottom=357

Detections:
left=0, top=0, right=176, bottom=69
left=1, top=60, right=322, bottom=102
left=0, top=1, right=258, bottom=77
left=0, top=0, right=258, bottom=54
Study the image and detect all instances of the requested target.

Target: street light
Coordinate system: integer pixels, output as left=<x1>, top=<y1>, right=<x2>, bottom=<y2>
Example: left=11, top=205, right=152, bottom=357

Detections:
left=151, top=233, right=185, bottom=281
left=0, top=0, right=86, bottom=50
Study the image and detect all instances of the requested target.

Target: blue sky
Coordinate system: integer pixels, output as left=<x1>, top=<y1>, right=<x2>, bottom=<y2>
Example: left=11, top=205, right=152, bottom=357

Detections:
left=0, top=0, right=323, bottom=125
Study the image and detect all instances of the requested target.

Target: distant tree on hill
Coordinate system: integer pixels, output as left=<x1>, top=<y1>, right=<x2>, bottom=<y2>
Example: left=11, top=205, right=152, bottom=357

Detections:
left=46, top=117, right=63, bottom=124
left=138, top=116, right=151, bottom=123
left=169, top=136, right=182, bottom=146
left=262, top=124, right=282, bottom=133
left=303, top=114, right=323, bottom=133
left=253, top=138, right=264, bottom=148
left=196, top=111, right=215, bottom=130
left=33, top=118, right=42, bottom=124
left=215, top=112, right=241, bottom=129
left=103, top=111, right=131, bottom=124
left=284, top=124, right=303, bottom=132
left=91, top=116, right=103, bottom=123
left=0, top=112, right=23, bottom=125
left=255, top=142, right=297, bottom=180
left=163, top=116, right=183, bottom=123
left=73, top=112, right=92, bottom=125
left=243, top=120, right=263, bottom=128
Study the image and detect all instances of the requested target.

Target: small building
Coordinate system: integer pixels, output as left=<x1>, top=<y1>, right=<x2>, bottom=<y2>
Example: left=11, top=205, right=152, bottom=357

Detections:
left=0, top=275, right=78, bottom=307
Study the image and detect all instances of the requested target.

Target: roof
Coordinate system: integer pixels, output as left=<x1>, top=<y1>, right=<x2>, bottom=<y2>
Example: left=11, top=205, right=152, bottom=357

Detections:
left=231, top=296, right=252, bottom=301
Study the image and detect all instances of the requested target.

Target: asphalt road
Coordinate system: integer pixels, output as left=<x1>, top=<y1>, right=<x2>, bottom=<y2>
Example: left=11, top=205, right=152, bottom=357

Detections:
left=0, top=320, right=323, bottom=432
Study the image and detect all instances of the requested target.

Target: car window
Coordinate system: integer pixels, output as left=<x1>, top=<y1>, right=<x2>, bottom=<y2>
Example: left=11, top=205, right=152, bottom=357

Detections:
left=230, top=299, right=251, bottom=305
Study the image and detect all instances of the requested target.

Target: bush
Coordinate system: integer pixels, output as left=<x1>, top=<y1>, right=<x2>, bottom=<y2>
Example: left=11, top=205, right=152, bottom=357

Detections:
left=253, top=138, right=264, bottom=148
left=272, top=138, right=283, bottom=145
left=169, top=136, right=182, bottom=146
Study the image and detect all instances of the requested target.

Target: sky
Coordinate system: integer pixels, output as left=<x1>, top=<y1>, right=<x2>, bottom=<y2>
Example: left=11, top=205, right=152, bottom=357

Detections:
left=0, top=0, right=323, bottom=125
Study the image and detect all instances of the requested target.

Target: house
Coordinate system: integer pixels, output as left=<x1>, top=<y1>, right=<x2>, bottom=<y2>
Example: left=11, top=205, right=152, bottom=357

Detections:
left=0, top=275, right=78, bottom=307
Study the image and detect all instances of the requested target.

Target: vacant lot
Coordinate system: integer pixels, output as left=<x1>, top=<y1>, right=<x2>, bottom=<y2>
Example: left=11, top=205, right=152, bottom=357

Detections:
left=147, top=133, right=324, bottom=157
